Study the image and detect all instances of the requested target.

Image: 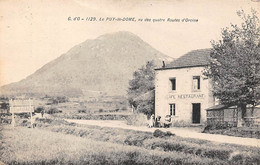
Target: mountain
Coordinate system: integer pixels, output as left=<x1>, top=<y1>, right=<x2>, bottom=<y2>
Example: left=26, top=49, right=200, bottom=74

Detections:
left=0, top=31, right=173, bottom=97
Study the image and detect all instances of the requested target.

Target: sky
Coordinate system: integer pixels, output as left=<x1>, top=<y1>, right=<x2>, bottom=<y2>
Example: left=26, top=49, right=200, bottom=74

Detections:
left=0, top=0, right=259, bottom=86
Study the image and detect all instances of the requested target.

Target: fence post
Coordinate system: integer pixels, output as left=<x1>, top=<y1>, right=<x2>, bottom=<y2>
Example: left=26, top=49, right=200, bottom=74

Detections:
left=12, top=112, right=15, bottom=127
left=29, top=99, right=33, bottom=127
left=10, top=99, right=15, bottom=127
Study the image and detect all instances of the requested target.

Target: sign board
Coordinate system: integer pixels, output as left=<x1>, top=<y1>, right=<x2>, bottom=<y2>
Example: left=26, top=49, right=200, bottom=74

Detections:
left=169, top=93, right=205, bottom=100
left=9, top=99, right=34, bottom=113
left=9, top=99, right=34, bottom=127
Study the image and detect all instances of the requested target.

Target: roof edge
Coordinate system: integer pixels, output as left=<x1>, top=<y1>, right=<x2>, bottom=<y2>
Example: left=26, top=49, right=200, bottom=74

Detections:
left=155, top=64, right=208, bottom=71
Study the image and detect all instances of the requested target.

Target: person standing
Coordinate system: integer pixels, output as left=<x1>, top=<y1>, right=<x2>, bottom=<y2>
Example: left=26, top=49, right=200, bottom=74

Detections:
left=41, top=109, right=44, bottom=118
left=148, top=114, right=155, bottom=127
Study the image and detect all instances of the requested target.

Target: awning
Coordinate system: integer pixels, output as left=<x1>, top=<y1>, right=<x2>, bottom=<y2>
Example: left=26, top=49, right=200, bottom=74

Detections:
left=206, top=104, right=236, bottom=111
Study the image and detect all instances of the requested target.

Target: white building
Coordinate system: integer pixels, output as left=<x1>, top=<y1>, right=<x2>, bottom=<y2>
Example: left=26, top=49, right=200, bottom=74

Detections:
left=155, top=49, right=215, bottom=125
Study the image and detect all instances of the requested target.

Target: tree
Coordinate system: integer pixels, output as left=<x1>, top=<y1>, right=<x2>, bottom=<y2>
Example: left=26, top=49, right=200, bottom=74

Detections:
left=204, top=9, right=260, bottom=119
left=127, top=61, right=156, bottom=116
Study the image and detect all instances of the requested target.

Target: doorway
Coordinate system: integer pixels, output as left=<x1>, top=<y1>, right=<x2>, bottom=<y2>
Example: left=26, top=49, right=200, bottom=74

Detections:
left=192, top=103, right=201, bottom=124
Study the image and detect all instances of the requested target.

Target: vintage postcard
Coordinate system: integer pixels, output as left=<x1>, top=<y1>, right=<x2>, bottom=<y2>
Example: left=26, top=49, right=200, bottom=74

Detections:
left=0, top=0, right=259, bottom=164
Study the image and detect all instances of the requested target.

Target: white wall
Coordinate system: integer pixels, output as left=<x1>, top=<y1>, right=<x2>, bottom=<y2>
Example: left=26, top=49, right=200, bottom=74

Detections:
left=155, top=66, right=215, bottom=125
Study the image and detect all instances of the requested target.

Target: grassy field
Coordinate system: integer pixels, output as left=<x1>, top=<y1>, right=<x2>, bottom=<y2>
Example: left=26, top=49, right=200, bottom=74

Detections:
left=1, top=118, right=260, bottom=165
left=1, top=126, right=218, bottom=165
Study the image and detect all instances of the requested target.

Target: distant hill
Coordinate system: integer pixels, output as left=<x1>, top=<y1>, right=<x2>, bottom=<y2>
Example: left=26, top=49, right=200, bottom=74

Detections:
left=0, top=31, right=173, bottom=97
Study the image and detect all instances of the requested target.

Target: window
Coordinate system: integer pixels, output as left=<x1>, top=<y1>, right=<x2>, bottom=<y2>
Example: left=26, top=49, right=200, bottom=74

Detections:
left=192, top=76, right=200, bottom=90
left=170, top=78, right=176, bottom=91
left=169, top=104, right=176, bottom=116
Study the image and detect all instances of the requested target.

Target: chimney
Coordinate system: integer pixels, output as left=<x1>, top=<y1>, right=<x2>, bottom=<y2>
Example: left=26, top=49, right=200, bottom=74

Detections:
left=162, top=61, right=165, bottom=68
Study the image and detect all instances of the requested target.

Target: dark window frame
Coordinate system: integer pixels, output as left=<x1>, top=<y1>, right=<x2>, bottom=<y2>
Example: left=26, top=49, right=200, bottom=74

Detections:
left=169, top=103, right=176, bottom=116
left=192, top=76, right=200, bottom=90
left=170, top=78, right=176, bottom=91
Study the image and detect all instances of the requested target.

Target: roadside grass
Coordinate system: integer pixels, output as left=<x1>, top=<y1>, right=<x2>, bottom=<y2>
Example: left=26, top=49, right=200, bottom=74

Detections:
left=2, top=117, right=260, bottom=164
left=48, top=125, right=260, bottom=163
left=0, top=126, right=219, bottom=165
left=203, top=127, right=260, bottom=139
left=33, top=118, right=260, bottom=164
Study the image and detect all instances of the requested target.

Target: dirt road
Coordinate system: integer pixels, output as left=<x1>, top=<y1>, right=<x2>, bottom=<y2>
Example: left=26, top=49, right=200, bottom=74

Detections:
left=66, top=119, right=260, bottom=148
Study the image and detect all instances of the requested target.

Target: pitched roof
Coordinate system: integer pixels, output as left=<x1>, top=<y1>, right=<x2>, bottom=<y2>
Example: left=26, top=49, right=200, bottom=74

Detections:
left=157, top=48, right=211, bottom=70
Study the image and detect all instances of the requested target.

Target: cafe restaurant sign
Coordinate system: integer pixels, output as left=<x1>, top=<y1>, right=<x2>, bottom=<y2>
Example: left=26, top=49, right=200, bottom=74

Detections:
left=169, top=93, right=205, bottom=99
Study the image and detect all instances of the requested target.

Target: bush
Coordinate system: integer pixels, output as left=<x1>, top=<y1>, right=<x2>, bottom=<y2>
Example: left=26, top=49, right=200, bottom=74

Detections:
left=53, top=113, right=130, bottom=120
left=35, top=106, right=44, bottom=113
left=202, top=124, right=213, bottom=133
left=203, top=149, right=231, bottom=160
left=16, top=113, right=31, bottom=118
left=153, top=129, right=175, bottom=138
left=143, top=138, right=232, bottom=160
left=36, top=118, right=53, bottom=124
left=35, top=118, right=70, bottom=127
left=203, top=126, right=260, bottom=139
left=18, top=119, right=31, bottom=127
left=230, top=153, right=260, bottom=164
left=78, top=109, right=86, bottom=113
left=46, top=108, right=60, bottom=114
left=125, top=113, right=148, bottom=126
left=124, top=133, right=153, bottom=146
left=47, top=96, right=68, bottom=105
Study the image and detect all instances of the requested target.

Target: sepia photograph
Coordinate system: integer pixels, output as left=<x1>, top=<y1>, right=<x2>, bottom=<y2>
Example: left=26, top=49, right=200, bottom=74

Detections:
left=0, top=0, right=260, bottom=164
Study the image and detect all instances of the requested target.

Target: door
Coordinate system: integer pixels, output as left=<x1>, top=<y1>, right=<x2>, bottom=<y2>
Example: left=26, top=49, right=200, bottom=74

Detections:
left=192, top=103, right=201, bottom=124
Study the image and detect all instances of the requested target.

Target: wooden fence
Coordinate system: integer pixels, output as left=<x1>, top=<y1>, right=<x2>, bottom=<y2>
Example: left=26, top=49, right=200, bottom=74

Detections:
left=206, top=108, right=238, bottom=127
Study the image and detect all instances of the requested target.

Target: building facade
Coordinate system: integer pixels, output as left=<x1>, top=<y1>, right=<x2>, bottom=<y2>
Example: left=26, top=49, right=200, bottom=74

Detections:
left=155, top=49, right=215, bottom=125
